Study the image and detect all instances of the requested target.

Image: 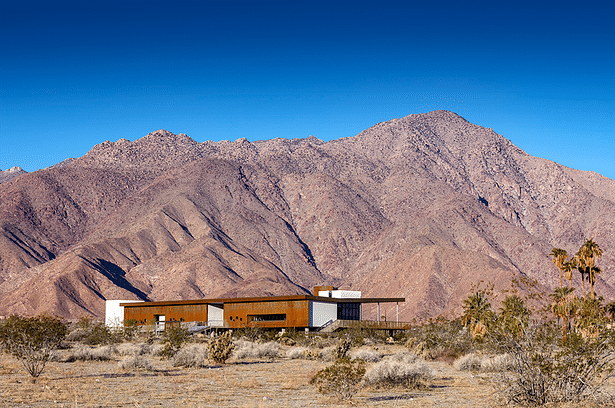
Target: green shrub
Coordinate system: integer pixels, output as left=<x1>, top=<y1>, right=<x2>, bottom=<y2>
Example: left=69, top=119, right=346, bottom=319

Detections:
left=0, top=314, right=68, bottom=378
left=310, top=357, right=366, bottom=401
left=159, top=324, right=189, bottom=358
left=70, top=317, right=118, bottom=345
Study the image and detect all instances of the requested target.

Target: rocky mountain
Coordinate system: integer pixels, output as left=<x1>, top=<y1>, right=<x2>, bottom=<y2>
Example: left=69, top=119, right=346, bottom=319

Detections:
left=0, top=111, right=613, bottom=320
left=0, top=166, right=26, bottom=184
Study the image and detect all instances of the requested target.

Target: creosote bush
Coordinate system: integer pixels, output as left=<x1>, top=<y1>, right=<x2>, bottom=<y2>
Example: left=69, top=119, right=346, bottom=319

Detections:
left=159, top=324, right=189, bottom=358
left=0, top=314, right=68, bottom=378
left=310, top=357, right=366, bottom=401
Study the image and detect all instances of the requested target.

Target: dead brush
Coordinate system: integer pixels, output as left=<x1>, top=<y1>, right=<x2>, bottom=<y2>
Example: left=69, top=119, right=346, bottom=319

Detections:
left=172, top=343, right=209, bottom=368
left=363, top=351, right=432, bottom=389
left=349, top=347, right=383, bottom=362
left=65, top=344, right=114, bottom=362
left=115, top=342, right=151, bottom=356
left=232, top=340, right=280, bottom=360
left=118, top=354, right=154, bottom=371
left=286, top=346, right=309, bottom=359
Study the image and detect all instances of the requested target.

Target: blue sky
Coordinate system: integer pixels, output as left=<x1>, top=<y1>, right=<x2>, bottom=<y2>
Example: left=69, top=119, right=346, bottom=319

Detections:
left=1, top=0, right=613, bottom=179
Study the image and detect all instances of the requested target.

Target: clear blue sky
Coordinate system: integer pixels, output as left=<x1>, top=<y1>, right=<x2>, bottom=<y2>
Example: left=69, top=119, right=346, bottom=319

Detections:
left=1, top=0, right=613, bottom=179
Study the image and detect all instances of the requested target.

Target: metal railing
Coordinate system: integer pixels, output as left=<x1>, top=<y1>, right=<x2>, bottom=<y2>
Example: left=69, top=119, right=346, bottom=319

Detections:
left=319, top=319, right=412, bottom=332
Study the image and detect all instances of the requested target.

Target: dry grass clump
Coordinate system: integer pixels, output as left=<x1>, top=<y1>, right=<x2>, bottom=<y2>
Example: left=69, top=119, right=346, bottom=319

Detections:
left=363, top=351, right=432, bottom=388
left=318, top=345, right=337, bottom=362
left=118, top=354, right=154, bottom=371
left=173, top=344, right=209, bottom=368
left=453, top=352, right=514, bottom=372
left=232, top=340, right=280, bottom=360
left=65, top=345, right=114, bottom=362
left=286, top=346, right=309, bottom=359
left=480, top=353, right=514, bottom=372
left=350, top=347, right=383, bottom=362
left=115, top=342, right=151, bottom=356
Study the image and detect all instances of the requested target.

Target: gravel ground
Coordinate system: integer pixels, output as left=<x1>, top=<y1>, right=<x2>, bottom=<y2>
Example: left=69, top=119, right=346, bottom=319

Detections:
left=0, top=344, right=612, bottom=407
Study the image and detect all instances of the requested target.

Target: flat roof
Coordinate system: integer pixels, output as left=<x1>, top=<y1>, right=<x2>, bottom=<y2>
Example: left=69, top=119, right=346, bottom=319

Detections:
left=120, top=295, right=405, bottom=308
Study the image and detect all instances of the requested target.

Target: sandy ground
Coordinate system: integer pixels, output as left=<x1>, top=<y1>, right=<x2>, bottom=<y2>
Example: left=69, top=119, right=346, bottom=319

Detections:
left=0, top=344, right=612, bottom=407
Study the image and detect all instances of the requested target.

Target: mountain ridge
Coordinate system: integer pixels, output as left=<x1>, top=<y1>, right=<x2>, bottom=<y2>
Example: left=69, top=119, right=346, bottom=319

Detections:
left=1, top=111, right=613, bottom=320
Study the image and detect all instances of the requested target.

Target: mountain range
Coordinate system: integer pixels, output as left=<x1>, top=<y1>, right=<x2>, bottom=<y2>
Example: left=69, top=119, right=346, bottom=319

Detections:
left=1, top=111, right=613, bottom=321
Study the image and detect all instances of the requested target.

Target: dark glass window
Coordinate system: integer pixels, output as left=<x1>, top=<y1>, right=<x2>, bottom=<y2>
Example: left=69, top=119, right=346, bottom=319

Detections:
left=249, top=314, right=286, bottom=322
left=337, top=303, right=360, bottom=320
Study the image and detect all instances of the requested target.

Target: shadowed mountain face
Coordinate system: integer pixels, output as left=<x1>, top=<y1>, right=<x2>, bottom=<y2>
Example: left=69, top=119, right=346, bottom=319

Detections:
left=1, top=111, right=613, bottom=320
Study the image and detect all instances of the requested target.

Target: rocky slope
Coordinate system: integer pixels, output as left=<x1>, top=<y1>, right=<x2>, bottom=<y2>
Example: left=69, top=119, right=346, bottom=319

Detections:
left=0, top=111, right=613, bottom=320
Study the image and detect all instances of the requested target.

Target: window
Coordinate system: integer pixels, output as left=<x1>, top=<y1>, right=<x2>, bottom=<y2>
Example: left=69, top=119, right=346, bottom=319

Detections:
left=248, top=314, right=286, bottom=322
left=337, top=303, right=360, bottom=320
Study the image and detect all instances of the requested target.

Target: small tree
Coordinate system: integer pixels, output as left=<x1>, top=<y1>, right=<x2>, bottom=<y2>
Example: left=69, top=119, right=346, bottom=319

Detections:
left=0, top=314, right=68, bottom=378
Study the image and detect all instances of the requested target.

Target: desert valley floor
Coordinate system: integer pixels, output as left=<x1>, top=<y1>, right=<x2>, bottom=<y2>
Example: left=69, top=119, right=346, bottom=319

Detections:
left=2, top=343, right=613, bottom=407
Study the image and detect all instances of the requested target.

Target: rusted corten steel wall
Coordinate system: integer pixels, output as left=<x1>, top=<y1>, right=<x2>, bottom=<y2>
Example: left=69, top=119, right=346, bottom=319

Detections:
left=124, top=303, right=209, bottom=324
left=224, top=299, right=310, bottom=329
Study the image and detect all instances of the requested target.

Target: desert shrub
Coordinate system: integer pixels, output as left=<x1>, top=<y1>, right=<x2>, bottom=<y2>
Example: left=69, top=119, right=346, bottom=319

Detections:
left=480, top=353, right=514, bottom=372
left=69, top=317, right=121, bottom=345
left=0, top=314, right=68, bottom=378
left=334, top=338, right=351, bottom=360
left=234, top=323, right=264, bottom=343
left=491, top=320, right=615, bottom=405
left=310, top=357, right=366, bottom=401
left=232, top=340, right=280, bottom=360
left=149, top=343, right=165, bottom=356
left=454, top=352, right=514, bottom=372
left=118, top=354, right=154, bottom=371
left=115, top=342, right=150, bottom=356
left=349, top=347, right=383, bottom=362
left=406, top=317, right=472, bottom=360
left=319, top=345, right=338, bottom=362
left=363, top=351, right=432, bottom=388
left=159, top=324, right=189, bottom=358
left=286, top=346, right=309, bottom=359
left=173, top=344, right=209, bottom=368
left=65, top=344, right=114, bottom=362
left=121, top=319, right=139, bottom=340
left=208, top=331, right=234, bottom=364
left=453, top=352, right=482, bottom=371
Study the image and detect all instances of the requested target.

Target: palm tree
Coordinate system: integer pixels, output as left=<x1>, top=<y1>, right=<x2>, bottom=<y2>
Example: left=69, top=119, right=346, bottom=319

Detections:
left=462, top=289, right=493, bottom=329
left=550, top=286, right=577, bottom=343
left=562, top=259, right=576, bottom=288
left=605, top=300, right=615, bottom=322
left=575, top=238, right=603, bottom=300
left=575, top=255, right=588, bottom=298
left=549, top=248, right=568, bottom=288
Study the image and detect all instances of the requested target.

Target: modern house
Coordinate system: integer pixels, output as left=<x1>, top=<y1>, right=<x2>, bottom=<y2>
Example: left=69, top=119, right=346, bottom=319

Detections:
left=106, top=286, right=409, bottom=333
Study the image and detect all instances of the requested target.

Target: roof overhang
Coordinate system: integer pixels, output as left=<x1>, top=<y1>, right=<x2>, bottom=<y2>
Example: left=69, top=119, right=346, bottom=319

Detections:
left=120, top=295, right=405, bottom=308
